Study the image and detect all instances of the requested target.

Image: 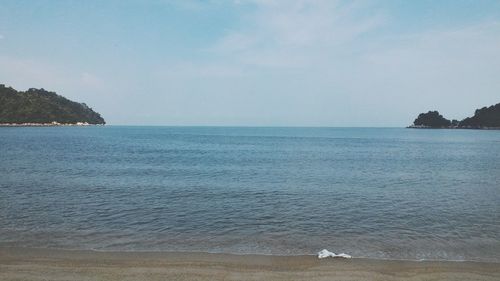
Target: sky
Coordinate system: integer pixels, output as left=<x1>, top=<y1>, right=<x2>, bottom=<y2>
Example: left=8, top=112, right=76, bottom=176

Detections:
left=1, top=0, right=499, bottom=126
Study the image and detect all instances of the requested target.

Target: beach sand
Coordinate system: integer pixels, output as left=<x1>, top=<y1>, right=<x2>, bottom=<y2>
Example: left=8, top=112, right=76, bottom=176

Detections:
left=1, top=247, right=499, bottom=281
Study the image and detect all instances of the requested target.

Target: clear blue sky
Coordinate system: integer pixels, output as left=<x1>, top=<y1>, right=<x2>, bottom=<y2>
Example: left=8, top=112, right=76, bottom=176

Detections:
left=1, top=0, right=499, bottom=126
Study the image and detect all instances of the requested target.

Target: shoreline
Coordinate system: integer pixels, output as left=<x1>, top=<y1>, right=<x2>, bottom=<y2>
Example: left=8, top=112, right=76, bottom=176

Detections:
left=1, top=247, right=499, bottom=281
left=2, top=245, right=498, bottom=264
left=407, top=125, right=500, bottom=130
left=0, top=122, right=104, bottom=127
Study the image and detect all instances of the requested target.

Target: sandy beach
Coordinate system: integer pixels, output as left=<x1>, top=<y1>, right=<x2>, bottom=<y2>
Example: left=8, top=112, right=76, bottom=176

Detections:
left=1, top=247, right=499, bottom=281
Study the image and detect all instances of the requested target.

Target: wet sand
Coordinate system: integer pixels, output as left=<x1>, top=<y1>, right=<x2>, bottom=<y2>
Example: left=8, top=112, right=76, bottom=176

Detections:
left=1, top=247, right=499, bottom=281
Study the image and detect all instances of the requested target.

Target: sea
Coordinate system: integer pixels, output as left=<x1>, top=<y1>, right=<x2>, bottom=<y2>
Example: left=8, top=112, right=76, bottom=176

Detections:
left=1, top=126, right=499, bottom=262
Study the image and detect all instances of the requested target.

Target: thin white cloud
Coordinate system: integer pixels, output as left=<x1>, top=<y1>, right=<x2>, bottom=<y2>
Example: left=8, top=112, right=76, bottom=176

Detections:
left=156, top=62, right=245, bottom=79
left=208, top=0, right=385, bottom=68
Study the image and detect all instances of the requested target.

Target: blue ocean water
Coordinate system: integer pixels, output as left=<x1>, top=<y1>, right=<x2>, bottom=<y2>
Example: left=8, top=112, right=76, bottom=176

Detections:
left=1, top=126, right=499, bottom=261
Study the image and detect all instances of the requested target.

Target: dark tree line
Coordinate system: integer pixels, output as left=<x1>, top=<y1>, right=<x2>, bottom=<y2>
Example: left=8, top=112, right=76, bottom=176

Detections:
left=0, top=84, right=105, bottom=124
left=413, top=111, right=451, bottom=128
left=411, top=103, right=500, bottom=129
left=459, top=104, right=500, bottom=128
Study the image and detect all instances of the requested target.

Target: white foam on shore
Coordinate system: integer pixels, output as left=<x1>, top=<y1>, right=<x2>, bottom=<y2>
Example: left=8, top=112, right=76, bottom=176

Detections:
left=318, top=249, right=352, bottom=259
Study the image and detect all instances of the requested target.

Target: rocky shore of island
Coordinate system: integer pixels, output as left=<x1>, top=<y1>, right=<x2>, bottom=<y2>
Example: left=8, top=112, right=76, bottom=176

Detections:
left=0, top=121, right=104, bottom=127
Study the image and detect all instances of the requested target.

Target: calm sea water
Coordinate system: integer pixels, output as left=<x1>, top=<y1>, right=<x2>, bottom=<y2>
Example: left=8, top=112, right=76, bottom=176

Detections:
left=1, top=126, right=499, bottom=261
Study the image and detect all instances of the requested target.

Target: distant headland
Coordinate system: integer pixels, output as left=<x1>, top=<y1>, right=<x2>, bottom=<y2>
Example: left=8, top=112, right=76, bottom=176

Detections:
left=0, top=84, right=105, bottom=126
left=409, top=103, right=500, bottom=129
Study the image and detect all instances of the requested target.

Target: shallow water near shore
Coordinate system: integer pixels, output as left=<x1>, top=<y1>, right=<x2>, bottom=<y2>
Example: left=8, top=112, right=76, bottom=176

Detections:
left=2, top=247, right=499, bottom=281
left=1, top=126, right=499, bottom=261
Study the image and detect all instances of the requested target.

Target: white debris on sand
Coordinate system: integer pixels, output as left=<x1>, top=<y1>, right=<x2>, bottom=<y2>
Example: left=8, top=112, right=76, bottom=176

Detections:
left=317, top=249, right=352, bottom=259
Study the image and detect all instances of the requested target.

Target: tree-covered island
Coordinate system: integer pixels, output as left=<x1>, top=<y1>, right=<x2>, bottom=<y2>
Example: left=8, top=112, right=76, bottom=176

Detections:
left=409, top=103, right=500, bottom=129
left=0, top=84, right=105, bottom=126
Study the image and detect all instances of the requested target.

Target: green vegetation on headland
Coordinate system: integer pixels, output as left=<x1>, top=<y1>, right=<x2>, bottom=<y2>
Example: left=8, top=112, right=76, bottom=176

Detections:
left=409, top=103, right=500, bottom=129
left=0, top=84, right=105, bottom=125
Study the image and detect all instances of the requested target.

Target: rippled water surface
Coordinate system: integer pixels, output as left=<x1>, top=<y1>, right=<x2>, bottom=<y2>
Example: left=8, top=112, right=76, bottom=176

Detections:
left=1, top=127, right=499, bottom=261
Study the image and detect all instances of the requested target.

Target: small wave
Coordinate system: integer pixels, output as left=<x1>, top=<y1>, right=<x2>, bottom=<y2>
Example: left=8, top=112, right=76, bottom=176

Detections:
left=318, top=249, right=352, bottom=259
